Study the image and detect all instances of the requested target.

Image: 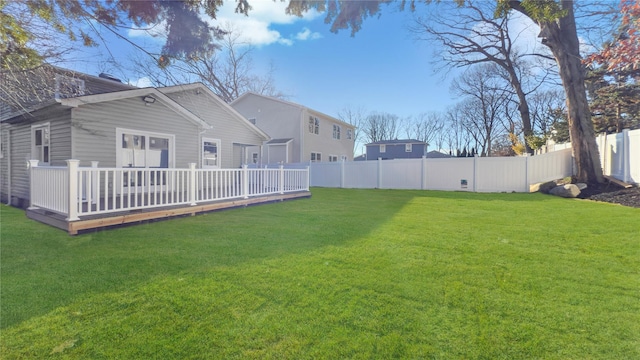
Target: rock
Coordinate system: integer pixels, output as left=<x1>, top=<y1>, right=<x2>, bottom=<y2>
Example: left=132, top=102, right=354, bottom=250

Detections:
left=576, top=183, right=588, bottom=190
left=549, top=184, right=581, bottom=198
left=537, top=181, right=558, bottom=194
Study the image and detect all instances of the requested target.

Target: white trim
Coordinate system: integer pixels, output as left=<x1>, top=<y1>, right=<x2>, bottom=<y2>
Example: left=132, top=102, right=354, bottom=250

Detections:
left=380, top=144, right=386, bottom=153
left=115, top=128, right=175, bottom=168
left=31, top=122, right=51, bottom=165
left=310, top=151, right=322, bottom=162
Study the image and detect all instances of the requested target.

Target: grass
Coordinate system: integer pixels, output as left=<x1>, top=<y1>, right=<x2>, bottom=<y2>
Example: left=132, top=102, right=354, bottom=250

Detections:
left=1, top=188, right=639, bottom=359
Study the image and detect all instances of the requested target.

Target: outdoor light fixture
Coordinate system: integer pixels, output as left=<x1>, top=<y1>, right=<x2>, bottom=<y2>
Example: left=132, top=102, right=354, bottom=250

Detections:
left=143, top=95, right=156, bottom=104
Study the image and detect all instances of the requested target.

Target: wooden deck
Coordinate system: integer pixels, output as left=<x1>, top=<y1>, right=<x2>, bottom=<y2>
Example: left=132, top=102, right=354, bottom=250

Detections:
left=27, top=191, right=311, bottom=235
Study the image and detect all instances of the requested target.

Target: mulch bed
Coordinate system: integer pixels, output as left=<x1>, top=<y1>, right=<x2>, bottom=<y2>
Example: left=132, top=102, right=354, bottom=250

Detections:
left=578, top=182, right=640, bottom=208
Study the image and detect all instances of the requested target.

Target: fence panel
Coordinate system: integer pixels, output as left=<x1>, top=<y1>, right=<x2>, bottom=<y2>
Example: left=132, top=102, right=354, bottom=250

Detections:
left=476, top=157, right=527, bottom=192
left=528, top=148, right=573, bottom=185
left=309, top=162, right=342, bottom=187
left=379, top=158, right=423, bottom=189
left=30, top=166, right=69, bottom=214
left=425, top=158, right=475, bottom=191
left=344, top=161, right=378, bottom=188
left=629, top=130, right=640, bottom=184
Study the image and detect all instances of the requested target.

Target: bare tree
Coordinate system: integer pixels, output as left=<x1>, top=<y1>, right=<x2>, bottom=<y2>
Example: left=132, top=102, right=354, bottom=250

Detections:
left=362, top=112, right=400, bottom=143
left=451, top=64, right=512, bottom=156
left=410, top=0, right=556, bottom=154
left=130, top=24, right=286, bottom=103
left=337, top=105, right=367, bottom=153
left=404, top=112, right=444, bottom=152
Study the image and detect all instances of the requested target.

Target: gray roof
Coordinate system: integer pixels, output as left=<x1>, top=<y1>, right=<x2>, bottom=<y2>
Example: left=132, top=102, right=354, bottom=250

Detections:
left=366, top=139, right=426, bottom=145
left=426, top=150, right=453, bottom=159
left=266, top=138, right=293, bottom=145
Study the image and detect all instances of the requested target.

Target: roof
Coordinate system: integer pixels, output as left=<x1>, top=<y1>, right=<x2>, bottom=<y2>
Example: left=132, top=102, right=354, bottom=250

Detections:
left=232, top=92, right=355, bottom=129
left=266, top=138, right=293, bottom=145
left=366, top=139, right=427, bottom=145
left=158, top=83, right=269, bottom=140
left=426, top=150, right=453, bottom=159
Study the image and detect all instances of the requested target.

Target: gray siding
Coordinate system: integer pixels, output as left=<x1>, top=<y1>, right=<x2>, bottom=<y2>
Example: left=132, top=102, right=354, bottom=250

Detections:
left=1, top=107, right=72, bottom=204
left=302, top=109, right=355, bottom=162
left=0, top=125, right=8, bottom=201
left=72, top=98, right=200, bottom=168
left=163, top=89, right=267, bottom=168
left=232, top=94, right=303, bottom=162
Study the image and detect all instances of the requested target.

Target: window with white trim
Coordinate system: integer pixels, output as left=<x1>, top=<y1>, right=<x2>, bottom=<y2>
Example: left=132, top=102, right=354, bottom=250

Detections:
left=202, top=138, right=221, bottom=168
left=341, top=155, right=347, bottom=162
left=308, top=116, right=319, bottom=134
left=311, top=152, right=322, bottom=162
left=117, top=128, right=174, bottom=168
left=380, top=144, right=386, bottom=153
left=405, top=143, right=412, bottom=152
left=328, top=155, right=338, bottom=162
left=333, top=124, right=341, bottom=139
left=347, top=129, right=353, bottom=140
left=32, top=123, right=50, bottom=164
left=251, top=152, right=259, bottom=164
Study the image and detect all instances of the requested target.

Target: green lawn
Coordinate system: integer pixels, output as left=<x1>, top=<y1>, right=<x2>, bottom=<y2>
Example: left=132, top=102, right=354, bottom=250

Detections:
left=1, top=188, right=639, bottom=359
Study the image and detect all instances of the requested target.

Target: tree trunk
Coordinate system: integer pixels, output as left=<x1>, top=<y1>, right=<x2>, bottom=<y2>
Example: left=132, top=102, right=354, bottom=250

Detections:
left=536, top=2, right=603, bottom=184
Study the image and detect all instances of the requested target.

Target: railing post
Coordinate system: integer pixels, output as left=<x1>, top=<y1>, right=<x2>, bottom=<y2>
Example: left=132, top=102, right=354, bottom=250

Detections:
left=67, top=159, right=80, bottom=221
left=306, top=166, right=310, bottom=191
left=28, top=160, right=39, bottom=210
left=189, top=163, right=197, bottom=206
left=242, top=164, right=249, bottom=199
left=279, top=164, right=284, bottom=194
left=91, top=161, right=99, bottom=204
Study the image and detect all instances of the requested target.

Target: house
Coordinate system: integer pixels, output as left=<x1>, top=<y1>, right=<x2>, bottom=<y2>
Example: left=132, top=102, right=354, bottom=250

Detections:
left=364, top=139, right=429, bottom=160
left=231, top=92, right=355, bottom=164
left=0, top=67, right=269, bottom=207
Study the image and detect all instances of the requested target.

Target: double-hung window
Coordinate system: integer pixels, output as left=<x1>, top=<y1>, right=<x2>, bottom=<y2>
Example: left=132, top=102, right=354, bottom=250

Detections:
left=311, top=152, right=322, bottom=162
left=328, top=155, right=338, bottom=162
left=32, top=123, right=50, bottom=164
left=347, top=129, right=353, bottom=140
left=405, top=143, right=412, bottom=152
left=202, top=138, right=221, bottom=168
left=380, top=144, right=386, bottom=153
left=309, top=116, right=319, bottom=134
left=333, top=125, right=341, bottom=140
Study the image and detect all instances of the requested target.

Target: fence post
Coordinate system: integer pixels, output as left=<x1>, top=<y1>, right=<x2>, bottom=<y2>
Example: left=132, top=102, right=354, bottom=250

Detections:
left=28, top=160, right=39, bottom=210
left=622, top=129, right=630, bottom=183
left=377, top=157, right=382, bottom=189
left=524, top=155, right=530, bottom=193
left=67, top=159, right=80, bottom=221
left=189, top=163, right=197, bottom=206
left=279, top=164, right=285, bottom=194
left=306, top=166, right=310, bottom=191
left=473, top=156, right=478, bottom=192
left=242, top=164, right=249, bottom=199
left=421, top=156, right=427, bottom=190
left=340, top=159, right=345, bottom=188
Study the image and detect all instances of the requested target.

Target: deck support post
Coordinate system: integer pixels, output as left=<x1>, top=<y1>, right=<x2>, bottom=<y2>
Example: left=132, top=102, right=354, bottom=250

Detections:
left=67, top=159, right=80, bottom=221
left=189, top=163, right=197, bottom=206
left=242, top=165, right=249, bottom=199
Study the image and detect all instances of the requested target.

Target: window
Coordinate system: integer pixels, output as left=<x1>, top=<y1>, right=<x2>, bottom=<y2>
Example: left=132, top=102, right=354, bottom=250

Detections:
left=380, top=144, right=386, bottom=153
left=202, top=138, right=221, bottom=168
left=55, top=75, right=85, bottom=99
left=310, top=152, right=322, bottom=162
left=347, top=129, right=353, bottom=140
left=341, top=155, right=347, bottom=162
left=117, top=128, right=173, bottom=168
left=405, top=143, right=412, bottom=152
left=308, top=116, right=319, bottom=134
left=328, top=155, right=338, bottom=162
left=252, top=152, right=259, bottom=164
left=333, top=124, right=341, bottom=140
left=248, top=118, right=256, bottom=125
left=31, top=123, right=50, bottom=164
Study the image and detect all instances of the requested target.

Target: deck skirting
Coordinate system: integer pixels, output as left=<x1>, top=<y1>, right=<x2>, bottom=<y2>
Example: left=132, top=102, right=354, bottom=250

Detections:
left=27, top=191, right=311, bottom=235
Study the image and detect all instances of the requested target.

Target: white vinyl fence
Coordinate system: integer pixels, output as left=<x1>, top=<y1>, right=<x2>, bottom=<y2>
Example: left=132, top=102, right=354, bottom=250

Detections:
left=262, top=148, right=573, bottom=193
left=29, top=160, right=309, bottom=221
left=541, top=128, right=639, bottom=185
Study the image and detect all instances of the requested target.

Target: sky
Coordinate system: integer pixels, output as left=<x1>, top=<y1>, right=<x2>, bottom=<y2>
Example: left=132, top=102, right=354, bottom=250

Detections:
left=58, top=0, right=542, bottom=122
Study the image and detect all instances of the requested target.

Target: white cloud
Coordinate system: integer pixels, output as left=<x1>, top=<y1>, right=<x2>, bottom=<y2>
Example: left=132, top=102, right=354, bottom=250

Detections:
left=295, top=27, right=322, bottom=41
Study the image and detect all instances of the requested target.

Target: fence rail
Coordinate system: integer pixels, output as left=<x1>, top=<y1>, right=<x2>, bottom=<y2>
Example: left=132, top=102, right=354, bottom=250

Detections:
left=29, top=161, right=309, bottom=221
left=272, top=148, right=574, bottom=193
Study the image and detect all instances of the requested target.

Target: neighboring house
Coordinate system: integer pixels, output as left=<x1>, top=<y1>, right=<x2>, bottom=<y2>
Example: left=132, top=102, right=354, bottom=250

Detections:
left=231, top=92, right=355, bottom=164
left=0, top=67, right=268, bottom=207
left=364, top=139, right=428, bottom=160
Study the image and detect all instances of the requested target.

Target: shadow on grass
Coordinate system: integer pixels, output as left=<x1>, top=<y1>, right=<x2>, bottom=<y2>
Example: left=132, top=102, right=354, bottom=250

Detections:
left=1, top=188, right=415, bottom=329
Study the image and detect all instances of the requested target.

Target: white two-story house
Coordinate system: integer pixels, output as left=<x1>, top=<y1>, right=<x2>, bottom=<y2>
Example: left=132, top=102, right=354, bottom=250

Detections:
left=231, top=92, right=355, bottom=164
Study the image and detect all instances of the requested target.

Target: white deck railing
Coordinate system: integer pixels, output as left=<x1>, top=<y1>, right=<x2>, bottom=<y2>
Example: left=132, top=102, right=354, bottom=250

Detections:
left=29, top=160, right=309, bottom=221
